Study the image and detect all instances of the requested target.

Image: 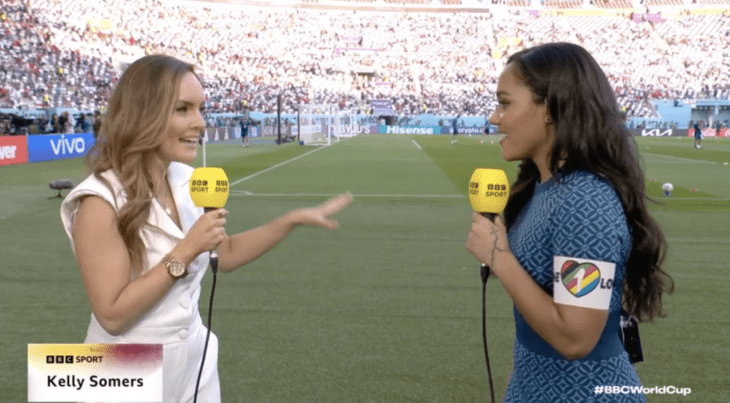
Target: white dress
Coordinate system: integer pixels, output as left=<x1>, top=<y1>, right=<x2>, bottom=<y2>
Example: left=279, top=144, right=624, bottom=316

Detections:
left=61, top=162, right=221, bottom=403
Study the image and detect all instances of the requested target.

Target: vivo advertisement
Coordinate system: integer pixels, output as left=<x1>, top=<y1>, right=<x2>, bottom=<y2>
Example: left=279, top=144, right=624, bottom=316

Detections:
left=27, top=133, right=96, bottom=163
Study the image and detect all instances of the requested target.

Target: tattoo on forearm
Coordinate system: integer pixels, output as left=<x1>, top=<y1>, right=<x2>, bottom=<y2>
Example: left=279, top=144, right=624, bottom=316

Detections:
left=489, top=227, right=509, bottom=269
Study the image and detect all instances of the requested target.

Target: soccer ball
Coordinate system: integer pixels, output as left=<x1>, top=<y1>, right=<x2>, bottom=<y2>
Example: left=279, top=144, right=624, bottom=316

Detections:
left=662, top=183, right=673, bottom=192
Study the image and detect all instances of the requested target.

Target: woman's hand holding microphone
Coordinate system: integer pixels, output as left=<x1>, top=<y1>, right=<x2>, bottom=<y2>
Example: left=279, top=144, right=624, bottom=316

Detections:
left=173, top=208, right=229, bottom=265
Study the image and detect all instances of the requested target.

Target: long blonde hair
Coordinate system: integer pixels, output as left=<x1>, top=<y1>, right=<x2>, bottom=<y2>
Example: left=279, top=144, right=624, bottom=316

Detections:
left=86, top=54, right=198, bottom=276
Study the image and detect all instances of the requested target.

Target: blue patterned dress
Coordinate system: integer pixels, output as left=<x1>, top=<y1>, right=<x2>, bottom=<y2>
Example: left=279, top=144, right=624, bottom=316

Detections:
left=503, top=170, right=645, bottom=403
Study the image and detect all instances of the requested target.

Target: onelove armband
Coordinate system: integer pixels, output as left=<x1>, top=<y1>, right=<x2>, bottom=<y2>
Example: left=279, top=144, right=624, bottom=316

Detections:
left=553, top=256, right=616, bottom=310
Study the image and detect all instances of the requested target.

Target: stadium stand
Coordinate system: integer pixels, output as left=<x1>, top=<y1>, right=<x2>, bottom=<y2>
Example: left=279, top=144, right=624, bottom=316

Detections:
left=543, top=0, right=584, bottom=9
left=383, top=0, right=432, bottom=4
left=0, top=0, right=728, bottom=130
left=593, top=0, right=634, bottom=9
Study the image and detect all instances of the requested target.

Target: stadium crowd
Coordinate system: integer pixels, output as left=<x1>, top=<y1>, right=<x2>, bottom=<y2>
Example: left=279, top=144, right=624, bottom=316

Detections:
left=1, top=0, right=729, bottom=123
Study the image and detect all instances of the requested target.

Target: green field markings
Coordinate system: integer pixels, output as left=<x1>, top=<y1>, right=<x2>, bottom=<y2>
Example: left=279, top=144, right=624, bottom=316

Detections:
left=0, top=157, right=89, bottom=186
left=230, top=135, right=462, bottom=198
left=230, top=143, right=332, bottom=186
left=642, top=140, right=730, bottom=202
left=411, top=134, right=518, bottom=196
left=635, top=136, right=730, bottom=164
left=202, top=141, right=320, bottom=182
left=648, top=198, right=730, bottom=212
left=410, top=135, right=730, bottom=211
left=642, top=152, right=717, bottom=164
left=2, top=134, right=730, bottom=402
left=645, top=179, right=718, bottom=198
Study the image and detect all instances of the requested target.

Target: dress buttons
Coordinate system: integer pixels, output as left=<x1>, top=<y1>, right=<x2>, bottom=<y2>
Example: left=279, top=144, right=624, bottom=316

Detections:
left=178, top=329, right=189, bottom=340
left=180, top=300, right=190, bottom=309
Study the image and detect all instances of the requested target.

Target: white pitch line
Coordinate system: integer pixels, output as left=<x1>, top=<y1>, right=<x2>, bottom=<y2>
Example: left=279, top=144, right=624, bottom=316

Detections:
left=230, top=144, right=331, bottom=186
left=229, top=192, right=466, bottom=198
left=411, top=139, right=422, bottom=150
left=642, top=153, right=716, bottom=164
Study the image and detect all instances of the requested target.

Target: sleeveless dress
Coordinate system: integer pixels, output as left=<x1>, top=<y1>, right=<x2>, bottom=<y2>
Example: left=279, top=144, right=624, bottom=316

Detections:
left=61, top=162, right=221, bottom=403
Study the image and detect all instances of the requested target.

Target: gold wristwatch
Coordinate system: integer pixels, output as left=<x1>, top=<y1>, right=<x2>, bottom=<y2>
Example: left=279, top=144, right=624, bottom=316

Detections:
left=164, top=253, right=188, bottom=279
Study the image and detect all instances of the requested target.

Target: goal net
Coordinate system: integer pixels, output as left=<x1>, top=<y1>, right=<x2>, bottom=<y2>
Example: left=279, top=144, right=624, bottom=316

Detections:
left=297, top=104, right=359, bottom=145
left=335, top=108, right=358, bottom=140
left=297, top=104, right=337, bottom=145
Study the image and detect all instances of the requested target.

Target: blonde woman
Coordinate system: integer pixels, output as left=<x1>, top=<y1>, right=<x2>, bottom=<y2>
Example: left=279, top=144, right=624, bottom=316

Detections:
left=61, top=54, right=352, bottom=402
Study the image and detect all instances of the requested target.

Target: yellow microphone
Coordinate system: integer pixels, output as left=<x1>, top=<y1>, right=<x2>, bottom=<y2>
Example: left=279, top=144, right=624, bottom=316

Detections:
left=469, top=168, right=510, bottom=281
left=469, top=168, right=509, bottom=222
left=468, top=168, right=509, bottom=403
left=189, top=167, right=230, bottom=403
left=190, top=167, right=229, bottom=210
left=189, top=167, right=229, bottom=271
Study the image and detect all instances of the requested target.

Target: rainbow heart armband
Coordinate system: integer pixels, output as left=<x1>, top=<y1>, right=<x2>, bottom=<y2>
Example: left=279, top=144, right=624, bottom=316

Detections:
left=553, top=256, right=616, bottom=310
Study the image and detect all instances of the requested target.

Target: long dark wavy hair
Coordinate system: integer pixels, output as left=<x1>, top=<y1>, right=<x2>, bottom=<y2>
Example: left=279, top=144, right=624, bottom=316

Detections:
left=501, top=43, right=673, bottom=322
left=86, top=55, right=197, bottom=276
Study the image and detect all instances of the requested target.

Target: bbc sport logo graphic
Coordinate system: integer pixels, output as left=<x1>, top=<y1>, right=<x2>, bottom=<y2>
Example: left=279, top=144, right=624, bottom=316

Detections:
left=46, top=355, right=74, bottom=364
left=28, top=344, right=163, bottom=402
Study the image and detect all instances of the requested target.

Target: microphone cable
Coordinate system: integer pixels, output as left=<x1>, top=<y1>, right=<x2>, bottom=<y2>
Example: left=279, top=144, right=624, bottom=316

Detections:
left=468, top=168, right=508, bottom=403
left=481, top=262, right=496, bottom=403
left=189, top=151, right=229, bottom=402
left=193, top=208, right=220, bottom=403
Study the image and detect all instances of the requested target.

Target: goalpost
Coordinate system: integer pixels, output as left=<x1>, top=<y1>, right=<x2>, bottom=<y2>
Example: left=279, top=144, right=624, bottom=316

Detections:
left=335, top=108, right=357, bottom=140
left=297, top=104, right=338, bottom=145
left=296, top=104, right=358, bottom=145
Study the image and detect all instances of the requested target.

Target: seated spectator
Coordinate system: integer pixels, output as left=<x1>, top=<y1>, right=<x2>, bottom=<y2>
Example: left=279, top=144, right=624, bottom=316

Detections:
left=1, top=0, right=728, bottom=122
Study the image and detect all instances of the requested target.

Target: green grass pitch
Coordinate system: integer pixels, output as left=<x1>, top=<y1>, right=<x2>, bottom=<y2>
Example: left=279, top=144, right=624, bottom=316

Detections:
left=1, top=134, right=728, bottom=402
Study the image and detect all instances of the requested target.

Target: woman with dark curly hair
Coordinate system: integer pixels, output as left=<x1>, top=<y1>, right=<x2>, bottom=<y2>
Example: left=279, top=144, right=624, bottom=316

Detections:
left=466, top=42, right=673, bottom=402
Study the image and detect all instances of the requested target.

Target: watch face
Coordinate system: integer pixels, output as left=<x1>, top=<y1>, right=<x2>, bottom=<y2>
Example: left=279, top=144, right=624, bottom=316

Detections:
left=168, top=261, right=186, bottom=277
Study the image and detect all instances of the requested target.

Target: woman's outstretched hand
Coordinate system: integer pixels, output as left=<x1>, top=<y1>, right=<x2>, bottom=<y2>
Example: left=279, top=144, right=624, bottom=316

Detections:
left=291, top=193, right=354, bottom=230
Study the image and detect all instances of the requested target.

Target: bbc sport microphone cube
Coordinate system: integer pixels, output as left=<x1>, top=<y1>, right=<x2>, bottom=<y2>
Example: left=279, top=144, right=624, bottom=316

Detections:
left=469, top=168, right=510, bottom=215
left=189, top=167, right=229, bottom=208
